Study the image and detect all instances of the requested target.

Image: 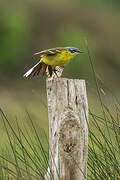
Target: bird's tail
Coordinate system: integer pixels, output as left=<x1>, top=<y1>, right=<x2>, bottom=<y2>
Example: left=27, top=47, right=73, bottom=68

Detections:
left=23, top=61, right=43, bottom=78
left=23, top=62, right=64, bottom=78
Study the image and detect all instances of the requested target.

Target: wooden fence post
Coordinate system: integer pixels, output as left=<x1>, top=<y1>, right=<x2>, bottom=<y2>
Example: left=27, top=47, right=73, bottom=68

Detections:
left=45, top=78, right=88, bottom=180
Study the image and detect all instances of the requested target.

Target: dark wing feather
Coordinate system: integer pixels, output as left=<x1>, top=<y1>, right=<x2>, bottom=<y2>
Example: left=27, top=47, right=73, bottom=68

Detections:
left=42, top=64, right=47, bottom=76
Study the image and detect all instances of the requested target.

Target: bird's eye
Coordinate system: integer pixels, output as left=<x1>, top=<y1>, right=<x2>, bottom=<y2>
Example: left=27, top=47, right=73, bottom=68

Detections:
left=69, top=49, right=76, bottom=53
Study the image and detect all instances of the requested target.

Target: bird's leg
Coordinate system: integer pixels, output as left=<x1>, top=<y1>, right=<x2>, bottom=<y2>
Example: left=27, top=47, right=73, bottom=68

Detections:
left=53, top=66, right=64, bottom=78
left=53, top=68, right=59, bottom=77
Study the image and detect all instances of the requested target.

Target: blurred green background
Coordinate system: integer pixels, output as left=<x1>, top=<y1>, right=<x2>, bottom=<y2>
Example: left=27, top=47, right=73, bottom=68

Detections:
left=0, top=0, right=120, bottom=135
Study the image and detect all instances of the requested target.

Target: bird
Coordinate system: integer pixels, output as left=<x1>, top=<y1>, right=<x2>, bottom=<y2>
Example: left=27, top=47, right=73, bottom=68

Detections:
left=23, top=47, right=82, bottom=78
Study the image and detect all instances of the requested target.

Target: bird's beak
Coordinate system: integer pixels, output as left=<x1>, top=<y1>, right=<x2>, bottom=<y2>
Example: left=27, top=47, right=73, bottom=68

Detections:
left=78, top=50, right=84, bottom=53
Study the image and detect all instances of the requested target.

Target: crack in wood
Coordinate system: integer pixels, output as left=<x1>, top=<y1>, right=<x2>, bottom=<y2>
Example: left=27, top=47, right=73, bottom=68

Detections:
left=67, top=79, right=69, bottom=106
left=75, top=96, right=78, bottom=105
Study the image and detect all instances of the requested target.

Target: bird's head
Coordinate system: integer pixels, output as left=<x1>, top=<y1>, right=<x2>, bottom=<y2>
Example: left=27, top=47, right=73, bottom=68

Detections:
left=67, top=47, right=83, bottom=56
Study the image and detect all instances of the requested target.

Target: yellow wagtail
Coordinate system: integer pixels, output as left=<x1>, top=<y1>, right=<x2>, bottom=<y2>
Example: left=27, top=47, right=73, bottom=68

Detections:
left=23, top=47, right=82, bottom=78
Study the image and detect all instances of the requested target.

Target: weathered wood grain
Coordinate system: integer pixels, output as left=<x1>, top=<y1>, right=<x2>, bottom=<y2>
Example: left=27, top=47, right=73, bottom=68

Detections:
left=45, top=78, right=88, bottom=180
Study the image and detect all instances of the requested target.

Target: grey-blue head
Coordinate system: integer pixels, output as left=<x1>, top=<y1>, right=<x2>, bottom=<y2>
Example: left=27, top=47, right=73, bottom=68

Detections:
left=67, top=47, right=83, bottom=54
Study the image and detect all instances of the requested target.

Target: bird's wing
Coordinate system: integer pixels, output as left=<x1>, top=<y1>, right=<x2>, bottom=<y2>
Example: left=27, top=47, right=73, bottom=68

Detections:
left=34, top=47, right=65, bottom=56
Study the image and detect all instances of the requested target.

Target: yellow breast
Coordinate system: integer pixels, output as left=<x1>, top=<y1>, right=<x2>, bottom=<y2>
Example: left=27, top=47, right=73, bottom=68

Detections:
left=41, top=50, right=75, bottom=67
